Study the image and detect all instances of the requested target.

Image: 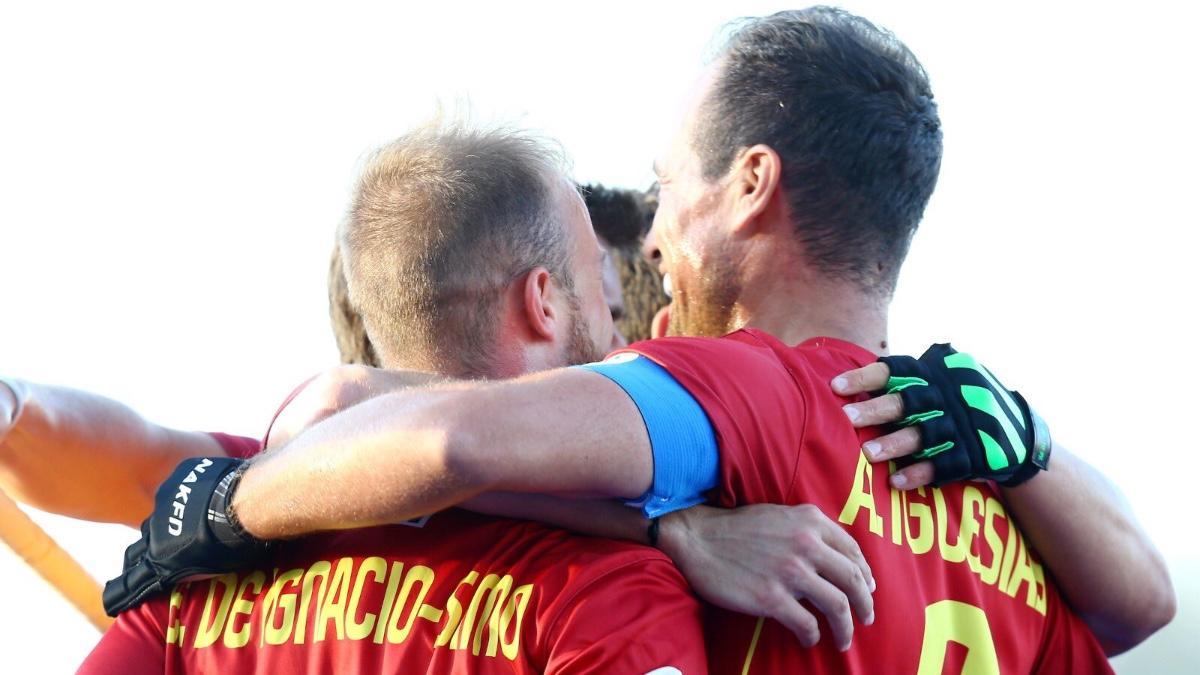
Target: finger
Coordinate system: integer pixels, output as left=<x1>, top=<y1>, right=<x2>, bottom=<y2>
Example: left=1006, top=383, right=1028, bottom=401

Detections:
left=862, top=427, right=922, bottom=463
left=793, top=570, right=855, bottom=651
left=816, top=520, right=876, bottom=594
left=808, top=541, right=875, bottom=628
left=831, top=362, right=890, bottom=395
left=842, top=393, right=904, bottom=427
left=765, top=590, right=822, bottom=648
left=890, top=461, right=935, bottom=490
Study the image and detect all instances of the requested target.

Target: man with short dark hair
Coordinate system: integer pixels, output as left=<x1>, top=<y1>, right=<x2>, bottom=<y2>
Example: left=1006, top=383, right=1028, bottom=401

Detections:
left=78, top=121, right=706, bottom=673
left=582, top=183, right=669, bottom=342
left=172, top=7, right=1171, bottom=672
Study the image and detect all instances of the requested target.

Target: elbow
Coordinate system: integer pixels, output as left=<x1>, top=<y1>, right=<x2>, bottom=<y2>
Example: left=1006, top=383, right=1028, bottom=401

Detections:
left=1136, top=573, right=1178, bottom=643
left=1130, top=552, right=1178, bottom=648
left=1152, top=584, right=1179, bottom=633
left=1097, top=562, right=1177, bottom=656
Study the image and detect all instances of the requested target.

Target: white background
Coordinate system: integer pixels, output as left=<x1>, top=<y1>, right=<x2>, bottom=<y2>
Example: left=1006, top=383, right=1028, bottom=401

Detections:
left=1, top=1, right=1196, bottom=671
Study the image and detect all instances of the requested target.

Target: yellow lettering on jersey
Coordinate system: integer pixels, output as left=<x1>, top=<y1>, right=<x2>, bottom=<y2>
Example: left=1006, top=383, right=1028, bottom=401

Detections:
left=315, top=557, right=354, bottom=642
left=838, top=452, right=884, bottom=536
left=1003, top=528, right=1032, bottom=595
left=933, top=488, right=968, bottom=564
left=166, top=586, right=186, bottom=647
left=436, top=571, right=478, bottom=648
left=979, top=498, right=1005, bottom=586
left=451, top=569, right=506, bottom=653
left=175, top=555, right=539, bottom=657
left=1031, top=559, right=1047, bottom=615
left=223, top=571, right=265, bottom=649
left=371, top=561, right=406, bottom=645
left=917, top=600, right=1000, bottom=675
left=346, top=556, right=386, bottom=641
left=890, top=464, right=904, bottom=545
left=904, top=486, right=933, bottom=555
left=840, top=457, right=1047, bottom=615
left=472, top=574, right=513, bottom=657
left=499, top=583, right=533, bottom=660
left=1005, top=535, right=1043, bottom=611
left=997, top=517, right=1018, bottom=594
left=261, top=568, right=303, bottom=646
left=960, top=486, right=985, bottom=575
left=386, top=565, right=436, bottom=645
left=193, top=574, right=237, bottom=649
left=293, top=560, right=331, bottom=644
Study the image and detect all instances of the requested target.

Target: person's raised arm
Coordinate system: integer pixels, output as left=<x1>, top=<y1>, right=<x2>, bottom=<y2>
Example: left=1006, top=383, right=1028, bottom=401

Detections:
left=0, top=377, right=222, bottom=527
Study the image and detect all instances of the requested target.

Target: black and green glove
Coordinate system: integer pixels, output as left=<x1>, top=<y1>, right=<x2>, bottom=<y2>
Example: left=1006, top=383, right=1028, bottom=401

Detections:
left=877, top=343, right=1051, bottom=487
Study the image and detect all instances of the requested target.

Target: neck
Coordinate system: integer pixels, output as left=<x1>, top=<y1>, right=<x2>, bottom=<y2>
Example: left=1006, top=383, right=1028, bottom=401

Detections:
left=733, top=272, right=891, bottom=356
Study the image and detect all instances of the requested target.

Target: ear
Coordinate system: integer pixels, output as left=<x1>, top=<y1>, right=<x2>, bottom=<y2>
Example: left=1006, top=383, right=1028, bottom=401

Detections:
left=651, top=305, right=671, bottom=339
left=519, top=267, right=559, bottom=342
left=726, top=143, right=784, bottom=238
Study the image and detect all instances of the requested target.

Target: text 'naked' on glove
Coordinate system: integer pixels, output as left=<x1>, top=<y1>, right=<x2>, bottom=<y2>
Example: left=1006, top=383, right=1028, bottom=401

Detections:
left=103, top=456, right=271, bottom=616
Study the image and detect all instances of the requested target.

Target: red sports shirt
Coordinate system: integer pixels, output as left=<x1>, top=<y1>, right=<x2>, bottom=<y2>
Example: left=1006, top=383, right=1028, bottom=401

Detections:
left=81, top=399, right=706, bottom=673
left=625, top=329, right=1110, bottom=675
left=81, top=510, right=703, bottom=674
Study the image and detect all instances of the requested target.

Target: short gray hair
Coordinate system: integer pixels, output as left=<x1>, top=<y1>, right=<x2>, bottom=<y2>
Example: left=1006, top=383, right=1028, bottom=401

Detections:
left=340, top=120, right=574, bottom=377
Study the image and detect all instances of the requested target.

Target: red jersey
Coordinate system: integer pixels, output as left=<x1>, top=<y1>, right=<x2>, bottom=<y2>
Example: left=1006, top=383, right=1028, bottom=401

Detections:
left=82, top=511, right=704, bottom=674
left=207, top=431, right=262, bottom=460
left=81, top=395, right=706, bottom=673
left=625, top=329, right=1110, bottom=675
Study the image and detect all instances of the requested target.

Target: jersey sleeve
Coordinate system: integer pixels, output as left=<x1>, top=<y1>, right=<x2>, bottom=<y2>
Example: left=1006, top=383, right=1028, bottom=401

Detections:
left=542, top=556, right=707, bottom=675
left=579, top=355, right=719, bottom=517
left=76, top=599, right=168, bottom=675
left=206, top=431, right=262, bottom=460
left=623, top=333, right=808, bottom=506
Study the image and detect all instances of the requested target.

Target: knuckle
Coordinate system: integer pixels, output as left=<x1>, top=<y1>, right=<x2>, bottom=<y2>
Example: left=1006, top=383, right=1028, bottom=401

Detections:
left=784, top=562, right=811, bottom=589
left=833, top=596, right=851, bottom=618
left=793, top=530, right=820, bottom=554
left=751, top=586, right=777, bottom=610
left=897, top=427, right=922, bottom=450
left=911, top=463, right=935, bottom=485
left=874, top=361, right=891, bottom=379
left=799, top=623, right=820, bottom=647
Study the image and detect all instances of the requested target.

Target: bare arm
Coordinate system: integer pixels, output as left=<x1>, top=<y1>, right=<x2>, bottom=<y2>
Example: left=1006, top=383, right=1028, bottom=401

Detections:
left=234, top=368, right=653, bottom=538
left=238, top=367, right=877, bottom=649
left=262, top=365, right=445, bottom=451
left=835, top=363, right=1175, bottom=655
left=0, top=378, right=222, bottom=527
left=999, top=446, right=1175, bottom=655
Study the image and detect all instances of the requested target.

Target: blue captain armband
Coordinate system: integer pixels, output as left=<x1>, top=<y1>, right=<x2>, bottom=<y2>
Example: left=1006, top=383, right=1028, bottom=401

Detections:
left=578, top=353, right=719, bottom=518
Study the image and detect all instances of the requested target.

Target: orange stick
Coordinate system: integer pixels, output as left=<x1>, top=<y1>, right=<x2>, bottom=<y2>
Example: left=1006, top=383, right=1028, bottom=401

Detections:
left=0, top=487, right=112, bottom=631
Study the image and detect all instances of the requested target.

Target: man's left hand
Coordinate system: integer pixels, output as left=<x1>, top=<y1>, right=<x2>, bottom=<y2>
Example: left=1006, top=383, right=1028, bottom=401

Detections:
left=102, top=457, right=269, bottom=616
left=831, top=345, right=1050, bottom=489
